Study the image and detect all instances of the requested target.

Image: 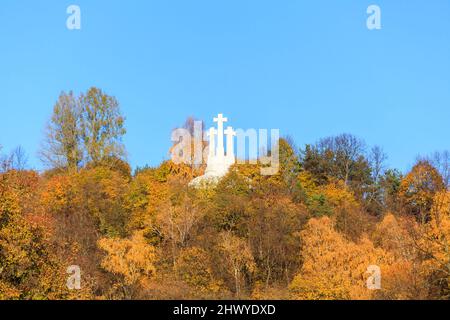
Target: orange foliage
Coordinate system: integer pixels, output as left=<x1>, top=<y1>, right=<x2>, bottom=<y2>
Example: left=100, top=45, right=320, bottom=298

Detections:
left=98, top=231, right=157, bottom=286
left=290, top=217, right=393, bottom=300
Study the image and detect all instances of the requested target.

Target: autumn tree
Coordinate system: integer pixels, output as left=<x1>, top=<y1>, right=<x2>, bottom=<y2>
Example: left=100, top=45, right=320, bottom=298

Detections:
left=125, top=166, right=170, bottom=233
left=218, top=232, right=256, bottom=297
left=40, top=91, right=83, bottom=170
left=406, top=191, right=450, bottom=298
left=98, top=231, right=157, bottom=298
left=40, top=164, right=132, bottom=298
left=278, top=137, right=302, bottom=194
left=175, top=247, right=223, bottom=298
left=369, top=214, right=429, bottom=299
left=365, top=146, right=388, bottom=215
left=289, top=217, right=392, bottom=300
left=320, top=180, right=367, bottom=240
left=0, top=170, right=68, bottom=299
left=301, top=134, right=372, bottom=188
left=299, top=134, right=376, bottom=214
left=208, top=166, right=254, bottom=235
left=41, top=88, right=127, bottom=171
left=372, top=214, right=412, bottom=259
left=155, top=185, right=205, bottom=266
left=79, top=87, right=127, bottom=165
left=399, top=161, right=445, bottom=223
left=77, top=166, right=130, bottom=237
left=247, top=195, right=306, bottom=287
left=419, top=151, right=450, bottom=189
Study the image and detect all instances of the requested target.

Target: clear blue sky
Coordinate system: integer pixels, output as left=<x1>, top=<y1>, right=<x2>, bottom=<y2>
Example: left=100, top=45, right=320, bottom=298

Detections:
left=1, top=0, right=449, bottom=172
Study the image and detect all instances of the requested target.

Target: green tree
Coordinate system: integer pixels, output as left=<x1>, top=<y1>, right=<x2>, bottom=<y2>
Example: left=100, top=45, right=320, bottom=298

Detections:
left=300, top=134, right=373, bottom=199
left=80, top=87, right=126, bottom=165
left=278, top=137, right=302, bottom=194
left=40, top=91, right=83, bottom=170
left=379, top=169, right=403, bottom=212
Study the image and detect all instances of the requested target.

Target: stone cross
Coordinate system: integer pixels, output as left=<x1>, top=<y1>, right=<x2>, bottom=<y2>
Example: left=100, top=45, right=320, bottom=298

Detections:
left=224, top=126, right=236, bottom=159
left=213, top=113, right=228, bottom=157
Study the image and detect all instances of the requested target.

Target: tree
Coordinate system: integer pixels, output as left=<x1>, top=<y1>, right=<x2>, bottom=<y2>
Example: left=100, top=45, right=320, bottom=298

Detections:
left=80, top=87, right=126, bottom=165
left=370, top=214, right=430, bottom=299
left=155, top=185, right=205, bottom=266
left=125, top=166, right=170, bottom=232
left=175, top=247, right=222, bottom=297
left=10, top=146, right=28, bottom=171
left=289, top=217, right=392, bottom=300
left=40, top=168, right=118, bottom=297
left=320, top=180, right=366, bottom=240
left=419, top=151, right=450, bottom=189
left=40, top=91, right=83, bottom=170
left=0, top=170, right=68, bottom=299
left=0, top=146, right=29, bottom=172
left=219, top=232, right=256, bottom=297
left=408, top=191, right=450, bottom=298
left=300, top=134, right=372, bottom=195
left=372, top=214, right=412, bottom=260
left=77, top=166, right=131, bottom=237
left=247, top=195, right=306, bottom=287
left=98, top=231, right=157, bottom=298
left=379, top=169, right=403, bottom=213
left=278, top=137, right=301, bottom=193
left=399, top=161, right=445, bottom=223
left=366, top=146, right=388, bottom=215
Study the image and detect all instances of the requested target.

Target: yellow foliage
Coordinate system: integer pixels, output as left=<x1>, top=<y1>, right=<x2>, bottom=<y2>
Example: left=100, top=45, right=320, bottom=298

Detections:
left=290, top=217, right=393, bottom=300
left=98, top=231, right=157, bottom=286
left=41, top=174, right=76, bottom=213
left=175, top=247, right=223, bottom=297
left=415, top=191, right=450, bottom=293
left=399, top=161, right=445, bottom=220
left=0, top=281, right=21, bottom=300
left=0, top=171, right=67, bottom=300
left=219, top=232, right=256, bottom=297
left=319, top=180, right=359, bottom=210
left=297, top=171, right=318, bottom=196
left=372, top=213, right=414, bottom=259
left=375, top=260, right=428, bottom=300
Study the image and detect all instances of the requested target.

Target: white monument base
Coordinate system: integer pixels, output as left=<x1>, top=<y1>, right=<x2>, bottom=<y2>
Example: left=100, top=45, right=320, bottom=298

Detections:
left=189, top=155, right=235, bottom=188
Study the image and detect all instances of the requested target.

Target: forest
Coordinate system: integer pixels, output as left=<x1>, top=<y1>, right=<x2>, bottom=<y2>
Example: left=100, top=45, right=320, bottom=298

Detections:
left=0, top=87, right=449, bottom=300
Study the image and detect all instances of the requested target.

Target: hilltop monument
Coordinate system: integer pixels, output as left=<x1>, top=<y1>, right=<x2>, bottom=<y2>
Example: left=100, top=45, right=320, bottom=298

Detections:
left=190, top=113, right=236, bottom=187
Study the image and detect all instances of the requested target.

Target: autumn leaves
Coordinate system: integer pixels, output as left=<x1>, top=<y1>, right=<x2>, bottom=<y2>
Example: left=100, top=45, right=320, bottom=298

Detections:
left=40, top=88, right=126, bottom=171
left=1, top=88, right=450, bottom=299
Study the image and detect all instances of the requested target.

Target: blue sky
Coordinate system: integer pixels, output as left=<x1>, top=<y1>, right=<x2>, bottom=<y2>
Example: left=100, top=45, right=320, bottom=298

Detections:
left=1, top=0, right=449, bottom=172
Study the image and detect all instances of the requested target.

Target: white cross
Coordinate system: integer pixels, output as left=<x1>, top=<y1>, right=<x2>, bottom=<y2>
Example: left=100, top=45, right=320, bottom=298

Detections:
left=224, top=126, right=236, bottom=136
left=224, top=126, right=236, bottom=159
left=214, top=113, right=228, bottom=126
left=213, top=113, right=228, bottom=157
